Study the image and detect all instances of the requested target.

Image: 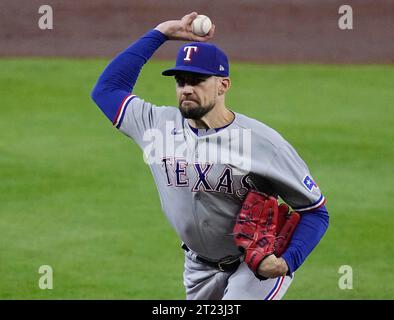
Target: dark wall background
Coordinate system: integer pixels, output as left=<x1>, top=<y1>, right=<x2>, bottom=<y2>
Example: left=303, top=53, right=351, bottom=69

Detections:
left=0, top=0, right=393, bottom=63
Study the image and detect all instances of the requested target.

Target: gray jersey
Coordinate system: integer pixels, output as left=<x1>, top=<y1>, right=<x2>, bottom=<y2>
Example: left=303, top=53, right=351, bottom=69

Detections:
left=116, top=95, right=325, bottom=260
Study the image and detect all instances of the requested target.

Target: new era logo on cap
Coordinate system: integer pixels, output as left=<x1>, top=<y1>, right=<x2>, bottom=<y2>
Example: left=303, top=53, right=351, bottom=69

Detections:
left=162, top=42, right=229, bottom=77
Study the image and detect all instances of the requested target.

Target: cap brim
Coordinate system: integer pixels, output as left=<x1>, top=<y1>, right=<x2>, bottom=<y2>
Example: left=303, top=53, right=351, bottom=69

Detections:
left=162, top=66, right=216, bottom=76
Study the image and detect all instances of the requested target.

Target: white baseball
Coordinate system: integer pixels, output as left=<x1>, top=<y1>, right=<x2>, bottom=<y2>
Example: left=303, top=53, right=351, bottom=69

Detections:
left=191, top=15, right=212, bottom=36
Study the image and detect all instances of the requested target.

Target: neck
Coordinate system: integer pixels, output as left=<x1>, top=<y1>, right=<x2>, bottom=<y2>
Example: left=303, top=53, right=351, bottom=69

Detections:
left=187, top=103, right=234, bottom=129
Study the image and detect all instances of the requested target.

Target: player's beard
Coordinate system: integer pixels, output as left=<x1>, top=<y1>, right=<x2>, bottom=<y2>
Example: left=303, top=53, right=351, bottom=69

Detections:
left=179, top=104, right=214, bottom=119
left=179, top=99, right=215, bottom=120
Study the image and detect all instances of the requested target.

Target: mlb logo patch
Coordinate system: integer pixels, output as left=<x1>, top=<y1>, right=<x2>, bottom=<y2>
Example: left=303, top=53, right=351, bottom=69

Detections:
left=303, top=175, right=318, bottom=192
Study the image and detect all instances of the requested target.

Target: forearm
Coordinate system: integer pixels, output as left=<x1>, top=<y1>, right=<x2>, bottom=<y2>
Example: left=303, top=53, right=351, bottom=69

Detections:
left=90, top=29, right=168, bottom=122
left=281, top=205, right=330, bottom=274
left=91, top=12, right=214, bottom=123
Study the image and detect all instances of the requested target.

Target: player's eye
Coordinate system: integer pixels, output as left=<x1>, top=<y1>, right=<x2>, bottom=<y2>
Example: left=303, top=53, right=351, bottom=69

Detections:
left=175, top=75, right=210, bottom=87
left=193, top=77, right=209, bottom=85
left=175, top=77, right=186, bottom=87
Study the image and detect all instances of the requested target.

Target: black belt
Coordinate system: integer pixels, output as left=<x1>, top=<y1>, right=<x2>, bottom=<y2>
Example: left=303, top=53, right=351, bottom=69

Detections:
left=182, top=244, right=241, bottom=272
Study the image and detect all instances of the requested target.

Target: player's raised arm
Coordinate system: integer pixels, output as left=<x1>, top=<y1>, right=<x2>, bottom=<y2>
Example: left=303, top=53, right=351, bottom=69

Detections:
left=90, top=12, right=215, bottom=126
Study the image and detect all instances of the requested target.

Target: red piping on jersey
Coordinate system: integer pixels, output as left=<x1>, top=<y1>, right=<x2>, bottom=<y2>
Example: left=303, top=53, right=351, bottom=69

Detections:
left=269, top=276, right=285, bottom=300
left=113, top=94, right=133, bottom=125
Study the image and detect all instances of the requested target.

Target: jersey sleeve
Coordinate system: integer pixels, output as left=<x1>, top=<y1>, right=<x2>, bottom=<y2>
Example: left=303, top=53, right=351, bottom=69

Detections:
left=265, top=141, right=326, bottom=212
left=115, top=95, right=169, bottom=148
left=90, top=29, right=169, bottom=136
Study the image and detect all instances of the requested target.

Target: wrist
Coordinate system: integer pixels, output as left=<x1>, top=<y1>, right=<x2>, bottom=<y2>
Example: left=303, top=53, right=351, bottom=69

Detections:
left=280, top=253, right=293, bottom=275
left=154, top=23, right=167, bottom=35
left=277, top=257, right=289, bottom=275
left=257, top=255, right=289, bottom=278
left=154, top=22, right=174, bottom=38
left=149, top=28, right=169, bottom=42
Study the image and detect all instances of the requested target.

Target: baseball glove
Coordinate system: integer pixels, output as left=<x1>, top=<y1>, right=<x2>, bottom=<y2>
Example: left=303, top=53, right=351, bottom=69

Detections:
left=233, top=190, right=300, bottom=279
left=275, top=202, right=301, bottom=257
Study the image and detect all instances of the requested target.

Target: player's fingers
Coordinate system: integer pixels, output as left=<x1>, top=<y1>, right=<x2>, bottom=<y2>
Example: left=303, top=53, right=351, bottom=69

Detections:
left=190, top=34, right=210, bottom=42
left=278, top=203, right=289, bottom=215
left=205, top=24, right=215, bottom=39
left=182, top=12, right=198, bottom=25
left=209, top=24, right=215, bottom=37
left=190, top=24, right=215, bottom=42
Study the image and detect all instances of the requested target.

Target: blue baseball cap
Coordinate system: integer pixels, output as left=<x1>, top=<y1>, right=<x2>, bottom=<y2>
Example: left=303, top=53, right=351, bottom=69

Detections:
left=162, top=42, right=229, bottom=77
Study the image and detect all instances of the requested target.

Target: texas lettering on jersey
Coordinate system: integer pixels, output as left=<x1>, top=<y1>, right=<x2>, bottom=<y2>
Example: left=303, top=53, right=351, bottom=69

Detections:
left=161, top=157, right=255, bottom=199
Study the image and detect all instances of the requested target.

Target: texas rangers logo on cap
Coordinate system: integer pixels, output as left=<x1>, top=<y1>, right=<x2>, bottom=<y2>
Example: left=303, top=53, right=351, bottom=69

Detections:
left=162, top=42, right=229, bottom=77
left=183, top=46, right=198, bottom=62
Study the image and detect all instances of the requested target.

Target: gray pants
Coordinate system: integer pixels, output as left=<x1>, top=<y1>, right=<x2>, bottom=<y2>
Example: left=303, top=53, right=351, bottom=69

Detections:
left=183, top=249, right=293, bottom=300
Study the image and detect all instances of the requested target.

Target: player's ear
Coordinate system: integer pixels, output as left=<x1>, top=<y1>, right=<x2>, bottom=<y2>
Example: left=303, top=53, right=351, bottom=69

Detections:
left=218, top=77, right=231, bottom=95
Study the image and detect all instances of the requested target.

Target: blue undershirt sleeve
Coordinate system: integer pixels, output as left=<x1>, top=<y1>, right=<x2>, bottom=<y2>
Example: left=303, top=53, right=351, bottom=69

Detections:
left=90, top=29, right=168, bottom=123
left=281, top=205, right=329, bottom=274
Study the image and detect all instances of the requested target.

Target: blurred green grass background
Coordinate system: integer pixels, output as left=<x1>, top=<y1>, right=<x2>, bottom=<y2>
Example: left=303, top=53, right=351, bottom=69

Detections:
left=0, top=59, right=393, bottom=299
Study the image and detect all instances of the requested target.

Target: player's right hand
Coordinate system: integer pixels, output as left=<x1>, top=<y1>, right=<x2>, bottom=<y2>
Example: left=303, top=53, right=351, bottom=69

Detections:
left=154, top=12, right=215, bottom=42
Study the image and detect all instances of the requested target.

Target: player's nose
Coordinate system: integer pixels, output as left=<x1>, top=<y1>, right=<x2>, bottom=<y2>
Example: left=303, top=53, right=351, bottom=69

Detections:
left=181, top=84, right=194, bottom=95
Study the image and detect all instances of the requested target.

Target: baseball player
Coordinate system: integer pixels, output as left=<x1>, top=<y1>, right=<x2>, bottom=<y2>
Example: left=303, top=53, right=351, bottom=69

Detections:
left=91, top=12, right=329, bottom=300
